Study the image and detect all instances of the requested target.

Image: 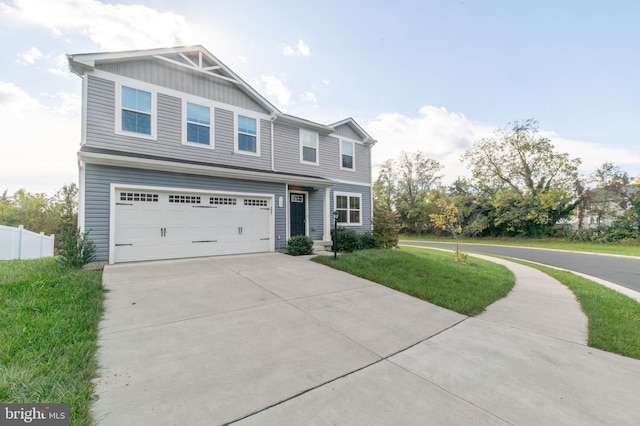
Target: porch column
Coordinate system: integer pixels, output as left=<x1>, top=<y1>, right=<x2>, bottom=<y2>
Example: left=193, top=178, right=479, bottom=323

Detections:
left=323, top=187, right=331, bottom=241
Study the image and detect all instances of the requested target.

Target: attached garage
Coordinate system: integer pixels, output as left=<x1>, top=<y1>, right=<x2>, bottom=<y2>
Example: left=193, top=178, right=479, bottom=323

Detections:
left=110, top=185, right=273, bottom=263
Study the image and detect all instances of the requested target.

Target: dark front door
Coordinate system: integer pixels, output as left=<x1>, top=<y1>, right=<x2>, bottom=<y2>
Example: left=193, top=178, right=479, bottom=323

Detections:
left=290, top=193, right=306, bottom=237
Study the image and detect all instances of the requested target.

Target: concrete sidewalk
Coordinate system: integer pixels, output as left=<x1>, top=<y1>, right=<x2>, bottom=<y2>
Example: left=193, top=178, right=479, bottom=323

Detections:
left=93, top=253, right=640, bottom=425
left=235, top=256, right=640, bottom=426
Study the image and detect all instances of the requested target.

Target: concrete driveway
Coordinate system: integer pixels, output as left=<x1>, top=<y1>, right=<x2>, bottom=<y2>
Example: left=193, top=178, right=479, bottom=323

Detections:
left=93, top=252, right=640, bottom=425
left=92, top=253, right=466, bottom=424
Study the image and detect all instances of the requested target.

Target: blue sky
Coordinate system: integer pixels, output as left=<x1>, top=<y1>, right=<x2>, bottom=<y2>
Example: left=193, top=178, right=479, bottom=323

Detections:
left=1, top=0, right=639, bottom=195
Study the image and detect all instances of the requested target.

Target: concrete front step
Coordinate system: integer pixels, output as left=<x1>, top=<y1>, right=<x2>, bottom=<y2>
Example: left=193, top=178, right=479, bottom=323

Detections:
left=312, top=240, right=334, bottom=252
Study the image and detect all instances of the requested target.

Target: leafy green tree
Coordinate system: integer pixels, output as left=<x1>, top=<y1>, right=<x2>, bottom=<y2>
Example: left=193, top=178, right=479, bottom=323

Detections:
left=462, top=119, right=581, bottom=237
left=0, top=189, right=59, bottom=236
left=373, top=151, right=443, bottom=234
left=0, top=184, right=81, bottom=251
left=54, top=183, right=78, bottom=230
left=446, top=178, right=494, bottom=237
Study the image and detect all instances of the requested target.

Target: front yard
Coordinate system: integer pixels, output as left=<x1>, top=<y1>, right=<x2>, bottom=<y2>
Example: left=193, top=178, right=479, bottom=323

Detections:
left=313, top=246, right=515, bottom=316
left=0, top=258, right=104, bottom=426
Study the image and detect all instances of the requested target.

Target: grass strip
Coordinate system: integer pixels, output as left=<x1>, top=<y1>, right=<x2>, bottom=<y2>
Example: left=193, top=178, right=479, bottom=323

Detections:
left=0, top=258, right=105, bottom=426
left=313, top=247, right=514, bottom=316
left=400, top=235, right=640, bottom=257
left=503, top=258, right=640, bottom=360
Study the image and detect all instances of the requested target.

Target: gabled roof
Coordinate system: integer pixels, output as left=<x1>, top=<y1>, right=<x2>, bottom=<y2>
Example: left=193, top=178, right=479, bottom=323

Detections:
left=67, top=45, right=280, bottom=116
left=329, top=117, right=377, bottom=146
left=68, top=45, right=378, bottom=146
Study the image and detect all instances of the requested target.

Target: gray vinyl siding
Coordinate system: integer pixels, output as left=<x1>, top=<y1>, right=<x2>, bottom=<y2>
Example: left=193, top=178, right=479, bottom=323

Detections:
left=273, top=122, right=371, bottom=184
left=308, top=191, right=324, bottom=240
left=330, top=183, right=372, bottom=234
left=97, top=59, right=269, bottom=114
left=86, top=75, right=272, bottom=171
left=333, top=123, right=361, bottom=140
left=84, top=164, right=287, bottom=261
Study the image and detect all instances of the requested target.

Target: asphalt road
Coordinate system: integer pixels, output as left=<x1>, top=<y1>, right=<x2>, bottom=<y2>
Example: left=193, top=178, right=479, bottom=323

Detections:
left=401, top=241, right=640, bottom=293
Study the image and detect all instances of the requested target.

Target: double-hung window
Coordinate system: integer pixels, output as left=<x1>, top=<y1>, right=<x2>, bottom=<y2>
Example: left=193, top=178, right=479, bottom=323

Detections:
left=300, top=129, right=318, bottom=165
left=237, top=115, right=258, bottom=154
left=120, top=85, right=152, bottom=136
left=185, top=102, right=211, bottom=146
left=335, top=192, right=362, bottom=226
left=341, top=140, right=354, bottom=170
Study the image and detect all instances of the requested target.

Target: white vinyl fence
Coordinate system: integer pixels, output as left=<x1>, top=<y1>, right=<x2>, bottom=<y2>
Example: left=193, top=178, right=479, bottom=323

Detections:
left=0, top=225, right=55, bottom=260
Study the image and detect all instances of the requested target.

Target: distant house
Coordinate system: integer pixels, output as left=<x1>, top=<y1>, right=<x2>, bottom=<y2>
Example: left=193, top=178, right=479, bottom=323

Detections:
left=67, top=46, right=376, bottom=264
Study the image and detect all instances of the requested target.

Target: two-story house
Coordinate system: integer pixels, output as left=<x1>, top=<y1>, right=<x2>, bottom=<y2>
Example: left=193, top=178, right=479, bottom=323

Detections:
left=67, top=46, right=376, bottom=264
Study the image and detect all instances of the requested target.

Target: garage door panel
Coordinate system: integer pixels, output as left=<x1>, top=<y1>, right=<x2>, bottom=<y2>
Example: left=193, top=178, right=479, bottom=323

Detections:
left=114, top=189, right=271, bottom=263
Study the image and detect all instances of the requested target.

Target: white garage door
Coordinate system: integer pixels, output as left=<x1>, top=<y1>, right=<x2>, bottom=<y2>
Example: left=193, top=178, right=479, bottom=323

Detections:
left=113, top=189, right=271, bottom=263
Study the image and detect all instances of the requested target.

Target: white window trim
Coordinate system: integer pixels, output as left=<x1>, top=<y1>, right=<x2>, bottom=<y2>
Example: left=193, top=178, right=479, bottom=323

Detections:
left=299, top=129, right=319, bottom=166
left=334, top=191, right=362, bottom=226
left=340, top=139, right=356, bottom=171
left=114, top=82, right=157, bottom=140
left=234, top=113, right=261, bottom=156
left=182, top=98, right=215, bottom=150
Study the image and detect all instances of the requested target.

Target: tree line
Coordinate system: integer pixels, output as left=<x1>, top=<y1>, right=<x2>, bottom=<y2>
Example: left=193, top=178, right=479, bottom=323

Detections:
left=374, top=119, right=640, bottom=242
left=0, top=183, right=78, bottom=248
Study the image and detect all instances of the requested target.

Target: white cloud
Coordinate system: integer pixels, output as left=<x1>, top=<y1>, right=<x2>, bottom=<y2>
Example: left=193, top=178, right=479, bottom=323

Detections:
left=48, top=53, right=70, bottom=77
left=367, top=106, right=640, bottom=184
left=297, top=39, right=310, bottom=56
left=322, top=79, right=330, bottom=86
left=0, top=81, right=42, bottom=117
left=367, top=106, right=497, bottom=183
left=42, top=91, right=82, bottom=116
left=283, top=45, right=295, bottom=56
left=258, top=75, right=292, bottom=109
left=0, top=82, right=79, bottom=194
left=301, top=91, right=317, bottom=104
left=283, top=39, right=311, bottom=57
left=541, top=131, right=640, bottom=179
left=16, top=47, right=43, bottom=64
left=2, top=0, right=193, bottom=51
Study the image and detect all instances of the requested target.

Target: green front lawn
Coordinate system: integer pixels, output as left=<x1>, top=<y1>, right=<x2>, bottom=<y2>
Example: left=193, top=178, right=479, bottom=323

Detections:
left=313, top=247, right=514, bottom=316
left=0, top=258, right=104, bottom=426
left=400, top=235, right=640, bottom=257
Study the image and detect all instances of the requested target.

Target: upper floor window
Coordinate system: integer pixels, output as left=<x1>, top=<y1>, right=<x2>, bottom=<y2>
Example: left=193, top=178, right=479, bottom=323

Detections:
left=185, top=102, right=212, bottom=147
left=300, top=129, right=318, bottom=165
left=237, top=115, right=259, bottom=155
left=341, top=140, right=354, bottom=170
left=116, top=83, right=156, bottom=140
left=335, top=192, right=362, bottom=226
left=121, top=86, right=152, bottom=135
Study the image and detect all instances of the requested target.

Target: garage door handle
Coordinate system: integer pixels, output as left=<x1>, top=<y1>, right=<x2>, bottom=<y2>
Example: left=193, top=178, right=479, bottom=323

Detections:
left=160, top=227, right=166, bottom=237
left=238, top=226, right=243, bottom=235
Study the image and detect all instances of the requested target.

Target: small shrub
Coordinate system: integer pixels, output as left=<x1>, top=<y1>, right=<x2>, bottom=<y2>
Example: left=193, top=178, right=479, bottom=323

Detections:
left=359, top=232, right=381, bottom=250
left=372, top=209, right=400, bottom=248
left=57, top=227, right=96, bottom=268
left=455, top=251, right=468, bottom=263
left=287, top=235, right=314, bottom=256
left=332, top=227, right=361, bottom=253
